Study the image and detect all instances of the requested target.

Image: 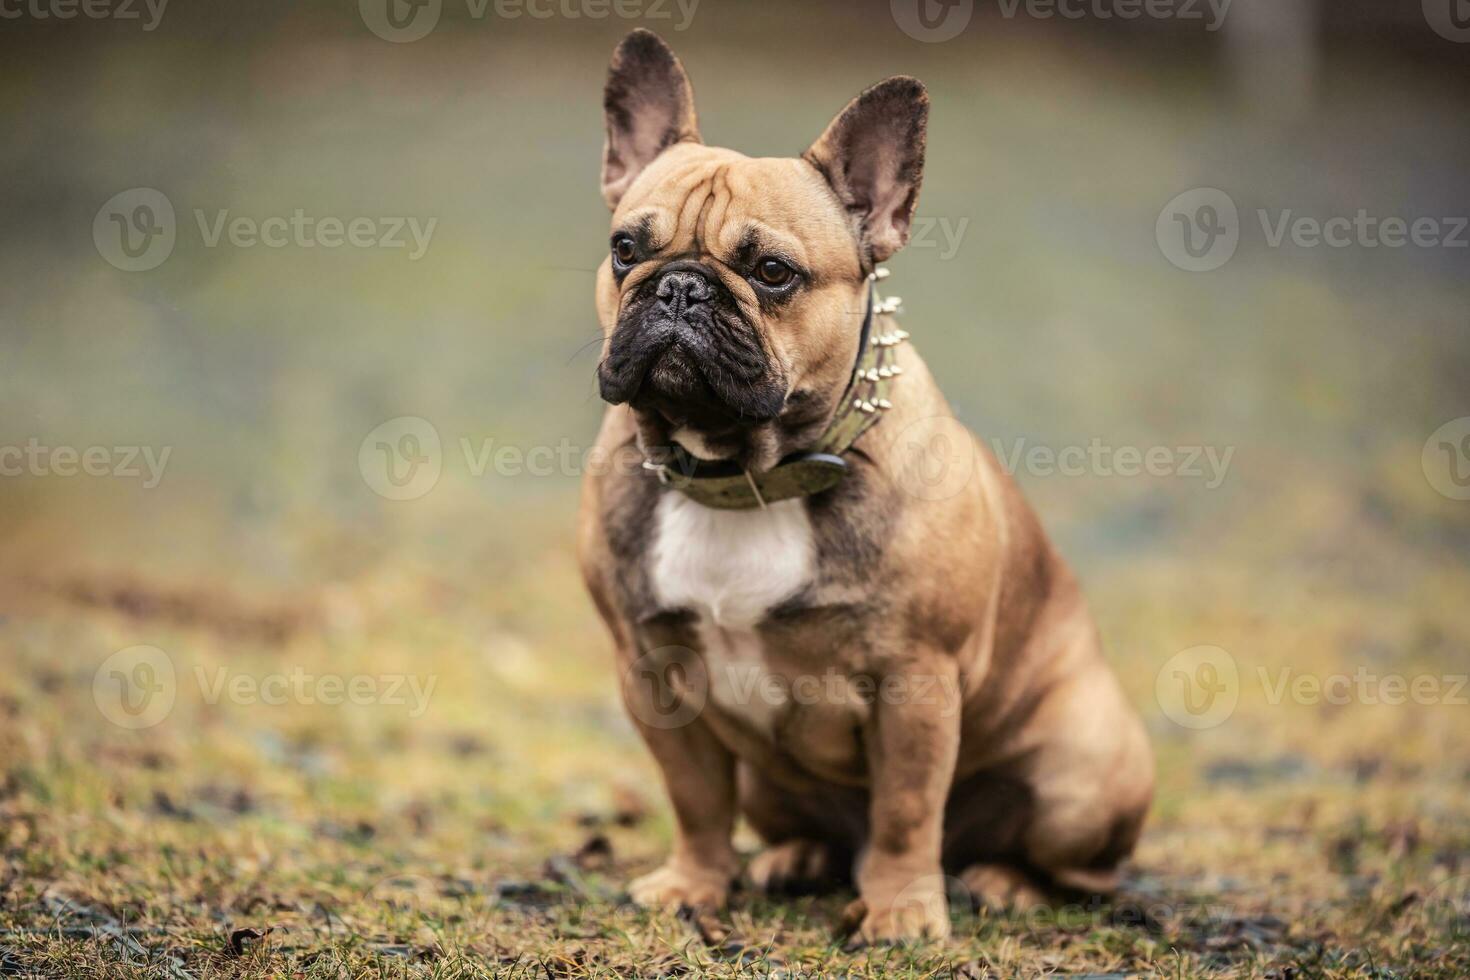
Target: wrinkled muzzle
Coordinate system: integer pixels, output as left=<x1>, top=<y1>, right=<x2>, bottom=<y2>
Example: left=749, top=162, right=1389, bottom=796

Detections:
left=598, top=261, right=787, bottom=429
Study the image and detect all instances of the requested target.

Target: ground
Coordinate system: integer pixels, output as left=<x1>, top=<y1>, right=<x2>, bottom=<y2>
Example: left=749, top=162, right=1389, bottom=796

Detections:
left=1, top=530, right=1467, bottom=977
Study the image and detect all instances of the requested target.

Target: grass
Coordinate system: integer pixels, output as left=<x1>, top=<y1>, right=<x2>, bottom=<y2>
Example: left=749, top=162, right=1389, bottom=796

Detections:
left=1, top=530, right=1467, bottom=978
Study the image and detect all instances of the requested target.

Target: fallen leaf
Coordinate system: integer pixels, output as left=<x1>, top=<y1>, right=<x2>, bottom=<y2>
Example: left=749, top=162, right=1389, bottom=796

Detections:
left=228, top=926, right=273, bottom=956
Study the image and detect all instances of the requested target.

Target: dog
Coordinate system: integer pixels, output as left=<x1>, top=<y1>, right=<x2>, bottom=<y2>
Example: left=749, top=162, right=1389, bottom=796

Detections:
left=577, top=29, right=1153, bottom=945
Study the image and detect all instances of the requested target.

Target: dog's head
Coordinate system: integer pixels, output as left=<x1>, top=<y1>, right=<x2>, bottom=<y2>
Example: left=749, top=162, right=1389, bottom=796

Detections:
left=594, top=30, right=927, bottom=468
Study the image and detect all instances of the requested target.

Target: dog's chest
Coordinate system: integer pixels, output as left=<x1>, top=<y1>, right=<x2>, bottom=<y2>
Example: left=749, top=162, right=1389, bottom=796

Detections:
left=649, top=493, right=814, bottom=734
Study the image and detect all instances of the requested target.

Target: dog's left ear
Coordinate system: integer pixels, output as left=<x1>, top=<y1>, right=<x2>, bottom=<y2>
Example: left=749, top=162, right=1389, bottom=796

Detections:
left=601, top=29, right=702, bottom=210
left=804, top=77, right=928, bottom=264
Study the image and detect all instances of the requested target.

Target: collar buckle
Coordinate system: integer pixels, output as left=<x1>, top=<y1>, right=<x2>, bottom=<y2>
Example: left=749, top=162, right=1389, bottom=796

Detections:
left=641, top=458, right=673, bottom=486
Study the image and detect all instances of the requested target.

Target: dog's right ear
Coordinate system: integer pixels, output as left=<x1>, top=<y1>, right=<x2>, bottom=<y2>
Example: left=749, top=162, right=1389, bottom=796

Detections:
left=601, top=29, right=701, bottom=210
left=804, top=77, right=928, bottom=264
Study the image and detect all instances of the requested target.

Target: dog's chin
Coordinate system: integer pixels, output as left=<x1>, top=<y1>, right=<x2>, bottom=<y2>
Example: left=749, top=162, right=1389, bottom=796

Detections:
left=621, top=344, right=786, bottom=436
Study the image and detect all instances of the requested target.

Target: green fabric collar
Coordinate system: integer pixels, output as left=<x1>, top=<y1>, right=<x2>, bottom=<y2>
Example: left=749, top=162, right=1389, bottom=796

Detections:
left=644, top=271, right=908, bottom=511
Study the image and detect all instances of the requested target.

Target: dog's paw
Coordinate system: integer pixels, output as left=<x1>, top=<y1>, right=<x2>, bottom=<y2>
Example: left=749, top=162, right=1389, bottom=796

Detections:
left=748, top=839, right=842, bottom=895
left=958, top=863, right=1047, bottom=913
left=627, top=863, right=730, bottom=910
left=842, top=878, right=952, bottom=948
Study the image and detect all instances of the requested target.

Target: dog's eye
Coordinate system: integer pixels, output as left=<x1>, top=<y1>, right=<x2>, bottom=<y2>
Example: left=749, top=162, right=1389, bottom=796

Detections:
left=611, top=235, right=637, bottom=267
left=754, top=258, right=794, bottom=288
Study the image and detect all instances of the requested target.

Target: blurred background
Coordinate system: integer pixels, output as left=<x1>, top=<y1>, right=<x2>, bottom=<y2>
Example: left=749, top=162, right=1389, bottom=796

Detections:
left=1, top=0, right=1468, bottom=973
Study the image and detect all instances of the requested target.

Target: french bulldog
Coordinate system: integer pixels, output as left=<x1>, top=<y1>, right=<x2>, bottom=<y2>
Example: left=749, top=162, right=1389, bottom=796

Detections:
left=577, top=29, right=1153, bottom=945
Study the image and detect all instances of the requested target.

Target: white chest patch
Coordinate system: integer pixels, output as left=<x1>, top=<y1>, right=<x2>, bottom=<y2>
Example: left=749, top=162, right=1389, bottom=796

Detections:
left=649, top=493, right=815, bottom=735
left=649, top=492, right=815, bottom=629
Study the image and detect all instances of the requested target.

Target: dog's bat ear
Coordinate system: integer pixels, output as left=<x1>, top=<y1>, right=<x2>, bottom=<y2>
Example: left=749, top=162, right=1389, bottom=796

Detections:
left=601, top=29, right=701, bottom=210
left=804, top=77, right=928, bottom=264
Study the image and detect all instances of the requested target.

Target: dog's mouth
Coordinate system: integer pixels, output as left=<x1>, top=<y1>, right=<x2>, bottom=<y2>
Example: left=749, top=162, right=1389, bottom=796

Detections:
left=598, top=305, right=786, bottom=431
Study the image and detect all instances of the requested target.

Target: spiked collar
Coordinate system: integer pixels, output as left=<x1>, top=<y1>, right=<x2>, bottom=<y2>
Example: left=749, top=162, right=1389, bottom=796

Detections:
left=642, top=268, right=908, bottom=510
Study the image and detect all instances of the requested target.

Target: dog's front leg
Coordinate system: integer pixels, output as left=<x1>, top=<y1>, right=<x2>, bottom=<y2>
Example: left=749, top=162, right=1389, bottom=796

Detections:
left=853, top=655, right=961, bottom=944
left=619, top=656, right=739, bottom=909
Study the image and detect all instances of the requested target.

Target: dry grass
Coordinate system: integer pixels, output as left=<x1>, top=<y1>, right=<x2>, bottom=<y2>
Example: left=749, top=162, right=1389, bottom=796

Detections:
left=2, top=530, right=1467, bottom=978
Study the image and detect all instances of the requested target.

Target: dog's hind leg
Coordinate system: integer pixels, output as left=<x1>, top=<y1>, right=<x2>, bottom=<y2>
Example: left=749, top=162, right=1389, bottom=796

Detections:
left=737, top=763, right=863, bottom=895
left=943, top=667, right=1152, bottom=910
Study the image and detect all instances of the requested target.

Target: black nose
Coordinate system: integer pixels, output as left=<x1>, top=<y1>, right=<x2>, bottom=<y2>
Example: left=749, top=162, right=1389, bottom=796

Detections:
left=656, top=269, right=714, bottom=312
